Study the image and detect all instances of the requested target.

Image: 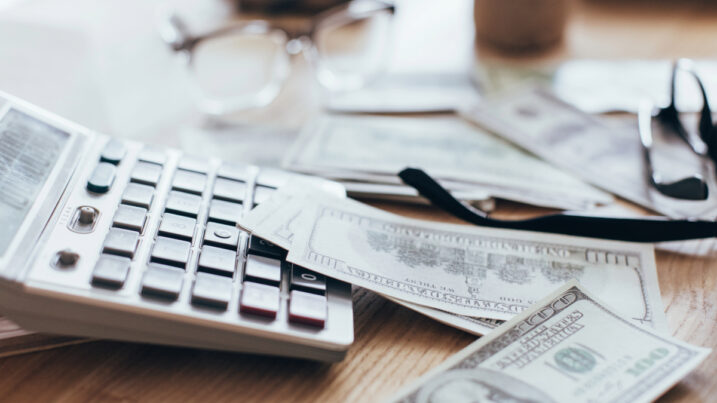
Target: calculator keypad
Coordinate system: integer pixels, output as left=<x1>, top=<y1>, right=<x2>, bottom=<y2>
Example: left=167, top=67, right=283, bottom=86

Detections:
left=89, top=148, right=337, bottom=332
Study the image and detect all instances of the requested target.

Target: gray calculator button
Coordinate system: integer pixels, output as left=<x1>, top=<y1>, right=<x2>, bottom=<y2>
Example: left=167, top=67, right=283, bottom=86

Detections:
left=100, top=139, right=126, bottom=165
left=252, top=185, right=275, bottom=205
left=103, top=228, right=139, bottom=258
left=244, top=254, right=281, bottom=285
left=141, top=264, right=184, bottom=300
left=289, top=290, right=327, bottom=328
left=130, top=161, right=163, bottom=186
left=240, top=281, right=279, bottom=318
left=203, top=222, right=240, bottom=250
left=165, top=190, right=202, bottom=218
left=151, top=236, right=191, bottom=269
left=158, top=213, right=196, bottom=241
left=213, top=178, right=247, bottom=202
left=92, top=254, right=131, bottom=288
left=248, top=236, right=285, bottom=260
left=192, top=272, right=233, bottom=309
left=208, top=199, right=243, bottom=225
left=217, top=163, right=250, bottom=181
left=122, top=183, right=154, bottom=209
left=138, top=148, right=166, bottom=165
left=290, top=265, right=327, bottom=295
left=87, top=162, right=116, bottom=194
left=178, top=156, right=209, bottom=174
left=198, top=245, right=237, bottom=277
left=113, top=204, right=147, bottom=232
left=172, top=169, right=207, bottom=195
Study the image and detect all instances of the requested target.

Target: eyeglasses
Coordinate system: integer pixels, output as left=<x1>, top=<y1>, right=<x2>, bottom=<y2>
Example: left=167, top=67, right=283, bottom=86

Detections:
left=159, top=0, right=395, bottom=116
left=638, top=58, right=717, bottom=200
left=400, top=167, right=717, bottom=242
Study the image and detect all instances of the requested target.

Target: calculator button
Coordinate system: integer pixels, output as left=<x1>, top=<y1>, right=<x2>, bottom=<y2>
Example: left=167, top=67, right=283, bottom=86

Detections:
left=122, top=183, right=155, bottom=209
left=141, top=264, right=184, bottom=300
left=112, top=204, right=147, bottom=232
left=92, top=254, right=131, bottom=288
left=99, top=139, right=127, bottom=165
left=130, top=161, right=163, bottom=186
left=192, top=272, right=233, bottom=309
left=178, top=156, right=209, bottom=174
left=198, top=245, right=237, bottom=277
left=150, top=236, right=191, bottom=269
left=208, top=199, right=243, bottom=225
left=248, top=236, right=285, bottom=260
left=253, top=185, right=275, bottom=205
left=244, top=254, right=281, bottom=285
left=255, top=170, right=286, bottom=189
left=203, top=222, right=240, bottom=250
left=289, top=290, right=327, bottom=328
left=87, top=162, right=116, bottom=194
left=290, top=265, right=327, bottom=295
left=213, top=178, right=247, bottom=202
left=158, top=213, right=196, bottom=241
left=217, top=163, right=250, bottom=181
left=240, top=282, right=279, bottom=318
left=164, top=190, right=202, bottom=218
left=103, top=228, right=139, bottom=258
left=138, top=148, right=166, bottom=165
left=172, top=169, right=207, bottom=195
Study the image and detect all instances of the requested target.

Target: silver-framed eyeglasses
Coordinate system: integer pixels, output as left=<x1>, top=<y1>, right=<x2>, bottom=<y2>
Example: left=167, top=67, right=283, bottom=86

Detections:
left=159, top=0, right=395, bottom=115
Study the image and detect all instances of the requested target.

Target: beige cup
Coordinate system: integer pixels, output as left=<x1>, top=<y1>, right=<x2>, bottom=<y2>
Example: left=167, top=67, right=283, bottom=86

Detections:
left=474, top=0, right=569, bottom=51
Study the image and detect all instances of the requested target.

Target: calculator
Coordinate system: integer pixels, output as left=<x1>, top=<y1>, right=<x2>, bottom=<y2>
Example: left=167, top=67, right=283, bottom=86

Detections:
left=0, top=91, right=353, bottom=362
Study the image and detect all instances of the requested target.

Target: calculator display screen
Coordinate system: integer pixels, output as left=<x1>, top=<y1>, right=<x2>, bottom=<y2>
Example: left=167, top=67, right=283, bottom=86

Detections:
left=0, top=109, right=69, bottom=256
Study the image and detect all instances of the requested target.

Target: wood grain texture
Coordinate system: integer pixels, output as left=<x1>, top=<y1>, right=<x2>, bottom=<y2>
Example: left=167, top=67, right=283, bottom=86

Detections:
left=1, top=1, right=717, bottom=402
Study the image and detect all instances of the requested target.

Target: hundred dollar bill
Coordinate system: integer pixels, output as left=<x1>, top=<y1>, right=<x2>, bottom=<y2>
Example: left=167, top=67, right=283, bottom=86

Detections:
left=241, top=187, right=668, bottom=329
left=460, top=86, right=717, bottom=220
left=389, top=281, right=710, bottom=403
left=283, top=114, right=613, bottom=210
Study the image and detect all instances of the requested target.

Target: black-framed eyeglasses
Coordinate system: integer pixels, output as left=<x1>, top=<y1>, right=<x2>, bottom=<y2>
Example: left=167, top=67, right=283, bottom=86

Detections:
left=159, top=0, right=395, bottom=116
left=638, top=58, right=717, bottom=200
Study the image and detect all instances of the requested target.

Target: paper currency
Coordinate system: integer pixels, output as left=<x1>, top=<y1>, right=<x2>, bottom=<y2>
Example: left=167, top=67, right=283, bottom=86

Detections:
left=461, top=86, right=717, bottom=220
left=283, top=114, right=613, bottom=211
left=240, top=187, right=667, bottom=330
left=389, top=281, right=710, bottom=403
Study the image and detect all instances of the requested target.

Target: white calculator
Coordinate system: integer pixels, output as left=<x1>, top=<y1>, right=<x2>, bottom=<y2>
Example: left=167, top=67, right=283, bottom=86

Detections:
left=0, top=91, right=353, bottom=362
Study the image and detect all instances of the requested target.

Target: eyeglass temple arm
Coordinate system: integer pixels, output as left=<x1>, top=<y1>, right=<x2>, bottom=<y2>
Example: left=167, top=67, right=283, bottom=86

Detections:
left=399, top=167, right=717, bottom=242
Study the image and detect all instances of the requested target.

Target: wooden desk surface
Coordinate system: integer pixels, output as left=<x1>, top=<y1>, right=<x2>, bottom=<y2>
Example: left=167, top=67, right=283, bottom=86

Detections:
left=2, top=1, right=717, bottom=402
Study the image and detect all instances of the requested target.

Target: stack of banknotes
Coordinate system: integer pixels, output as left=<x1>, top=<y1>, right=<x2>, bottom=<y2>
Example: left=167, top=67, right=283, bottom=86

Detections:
left=282, top=113, right=614, bottom=211
left=239, top=183, right=710, bottom=402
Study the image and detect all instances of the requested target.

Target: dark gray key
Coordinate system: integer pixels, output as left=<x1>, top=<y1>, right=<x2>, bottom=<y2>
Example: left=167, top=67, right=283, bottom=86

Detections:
left=141, top=264, right=184, bottom=300
left=130, top=161, right=162, bottom=186
left=87, top=162, right=116, bottom=193
left=203, top=222, right=240, bottom=250
left=248, top=236, right=285, bottom=260
left=217, top=163, right=250, bottom=181
left=122, top=183, right=154, bottom=209
left=178, top=156, right=209, bottom=174
left=172, top=169, right=207, bottom=195
left=103, top=228, right=139, bottom=258
left=198, top=245, right=236, bottom=277
left=290, top=264, right=327, bottom=295
left=164, top=190, right=202, bottom=218
left=150, top=236, right=191, bottom=269
left=138, top=148, right=166, bottom=165
left=191, top=272, right=233, bottom=309
left=213, top=178, right=247, bottom=202
left=92, top=254, right=131, bottom=288
left=113, top=204, right=147, bottom=232
left=158, top=213, right=196, bottom=241
left=100, top=139, right=126, bottom=165
left=208, top=199, right=243, bottom=225
left=244, top=254, right=281, bottom=285
left=252, top=185, right=275, bottom=205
